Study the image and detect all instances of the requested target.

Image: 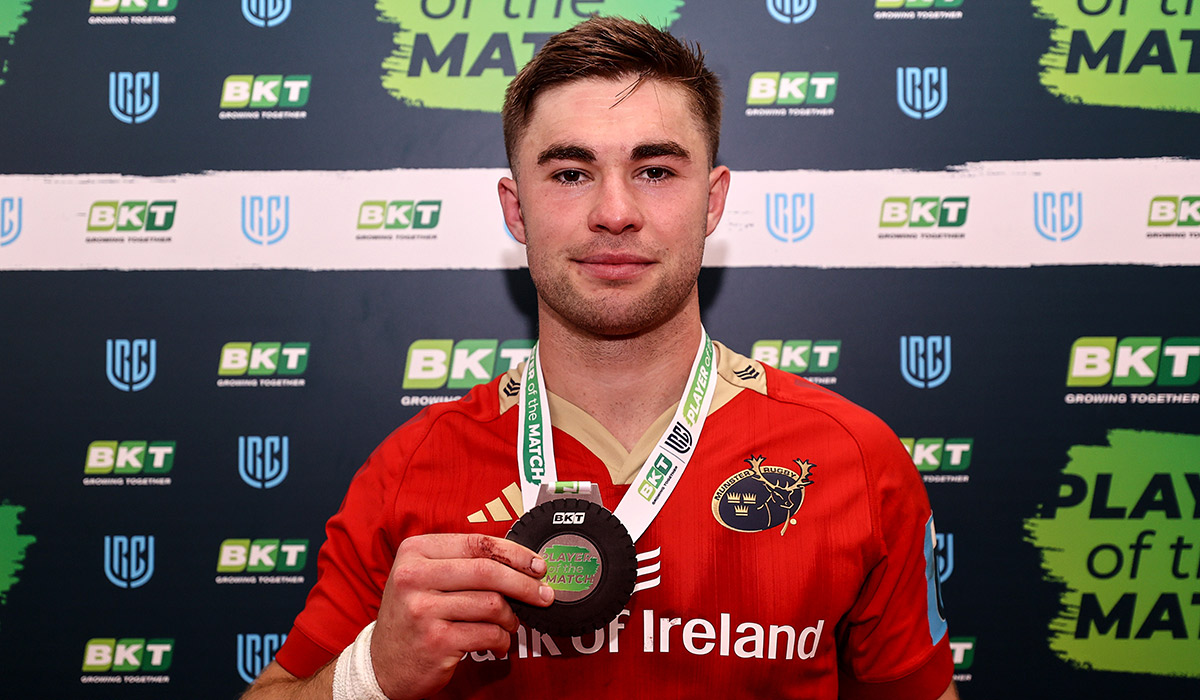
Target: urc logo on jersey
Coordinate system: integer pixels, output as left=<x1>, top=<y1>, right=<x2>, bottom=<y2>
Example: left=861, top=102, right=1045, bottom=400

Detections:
left=765, top=193, right=815, bottom=242
left=219, top=342, right=310, bottom=376
left=237, top=634, right=287, bottom=684
left=897, top=67, right=948, bottom=120
left=239, top=435, right=289, bottom=489
left=104, top=535, right=155, bottom=589
left=0, top=197, right=21, bottom=247
left=109, top=71, right=159, bottom=124
left=1067, top=337, right=1200, bottom=387
left=880, top=197, right=968, bottom=227
left=404, top=339, right=534, bottom=390
left=106, top=338, right=157, bottom=392
left=1034, top=192, right=1083, bottom=242
left=751, top=340, right=840, bottom=374
left=242, top=0, right=290, bottom=27
left=747, top=72, right=838, bottom=105
left=88, top=201, right=176, bottom=232
left=217, top=539, right=308, bottom=573
left=766, top=0, right=817, bottom=24
left=83, top=638, right=174, bottom=673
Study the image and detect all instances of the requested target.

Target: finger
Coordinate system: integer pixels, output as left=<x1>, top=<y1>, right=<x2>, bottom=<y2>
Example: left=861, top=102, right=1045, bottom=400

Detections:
left=400, top=557, right=554, bottom=607
left=400, top=533, right=546, bottom=576
left=416, top=590, right=523, bottom=631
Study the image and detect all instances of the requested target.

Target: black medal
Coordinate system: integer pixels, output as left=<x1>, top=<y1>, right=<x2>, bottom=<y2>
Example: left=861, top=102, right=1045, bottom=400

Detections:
left=506, top=498, right=637, bottom=637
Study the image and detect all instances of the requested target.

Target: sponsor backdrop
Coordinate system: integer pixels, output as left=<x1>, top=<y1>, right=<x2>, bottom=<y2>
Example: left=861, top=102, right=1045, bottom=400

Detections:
left=1, top=1, right=1198, bottom=697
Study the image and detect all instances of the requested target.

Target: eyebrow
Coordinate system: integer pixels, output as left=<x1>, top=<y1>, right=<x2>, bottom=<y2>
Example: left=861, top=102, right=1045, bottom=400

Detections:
left=536, top=140, right=692, bottom=166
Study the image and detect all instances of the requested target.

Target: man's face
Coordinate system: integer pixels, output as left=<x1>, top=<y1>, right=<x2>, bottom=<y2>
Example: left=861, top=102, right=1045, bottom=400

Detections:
left=499, top=77, right=730, bottom=338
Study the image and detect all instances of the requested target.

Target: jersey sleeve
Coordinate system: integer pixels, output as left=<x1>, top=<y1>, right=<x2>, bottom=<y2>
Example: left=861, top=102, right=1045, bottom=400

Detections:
left=835, top=418, right=953, bottom=700
left=273, top=435, right=408, bottom=678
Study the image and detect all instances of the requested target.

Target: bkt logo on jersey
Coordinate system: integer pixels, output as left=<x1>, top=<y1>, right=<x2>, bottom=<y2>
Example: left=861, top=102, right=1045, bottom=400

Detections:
left=949, top=637, right=975, bottom=671
left=91, top=0, right=178, bottom=13
left=219, top=342, right=309, bottom=376
left=880, top=197, right=968, bottom=227
left=877, top=0, right=964, bottom=7
left=900, top=335, right=951, bottom=389
left=239, top=436, right=289, bottom=489
left=88, top=201, right=176, bottom=232
left=83, top=638, right=174, bottom=673
left=104, top=535, right=155, bottom=589
left=935, top=532, right=954, bottom=583
left=900, top=438, right=972, bottom=472
left=106, top=338, right=157, bottom=392
left=897, top=67, right=948, bottom=120
left=765, top=193, right=815, bottom=242
left=752, top=340, right=840, bottom=374
left=0, top=197, right=21, bottom=247
left=109, top=71, right=159, bottom=124
left=241, top=196, right=289, bottom=245
left=747, top=72, right=837, bottom=106
left=237, top=634, right=287, bottom=684
left=404, top=339, right=534, bottom=390
left=1068, top=337, right=1200, bottom=387
left=766, top=0, right=817, bottom=24
left=86, top=441, right=175, bottom=475
left=357, top=201, right=442, bottom=230
left=221, top=75, right=310, bottom=109
left=1148, top=196, right=1200, bottom=227
left=242, top=0, right=291, bottom=27
left=217, top=539, right=308, bottom=573
left=1033, top=192, right=1083, bottom=242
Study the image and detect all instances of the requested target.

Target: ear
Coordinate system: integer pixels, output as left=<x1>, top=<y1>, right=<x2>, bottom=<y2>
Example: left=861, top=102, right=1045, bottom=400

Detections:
left=705, top=166, right=731, bottom=237
left=498, top=176, right=527, bottom=244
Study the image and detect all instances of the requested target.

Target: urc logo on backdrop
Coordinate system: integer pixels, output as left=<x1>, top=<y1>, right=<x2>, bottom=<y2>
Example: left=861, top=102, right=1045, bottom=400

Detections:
left=765, top=193, right=815, bottom=242
left=82, top=638, right=173, bottom=675
left=879, top=197, right=968, bottom=228
left=1033, top=191, right=1083, bottom=242
left=241, top=195, right=289, bottom=245
left=237, top=634, right=287, bottom=684
left=239, top=435, right=289, bottom=489
left=88, top=201, right=176, bottom=231
left=896, top=67, right=948, bottom=120
left=404, top=339, right=534, bottom=390
left=104, top=535, right=155, bottom=589
left=242, top=0, right=291, bottom=27
left=766, top=0, right=817, bottom=24
left=108, top=71, right=159, bottom=124
left=900, top=335, right=952, bottom=389
left=106, top=338, right=157, bottom=392
left=0, top=197, right=21, bottom=247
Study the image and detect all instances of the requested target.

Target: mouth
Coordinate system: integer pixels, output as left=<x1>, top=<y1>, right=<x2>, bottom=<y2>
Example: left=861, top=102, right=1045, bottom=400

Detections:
left=573, top=252, right=655, bottom=281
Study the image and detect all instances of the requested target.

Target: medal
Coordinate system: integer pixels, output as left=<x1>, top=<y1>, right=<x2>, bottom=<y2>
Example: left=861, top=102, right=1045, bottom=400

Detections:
left=506, top=330, right=717, bottom=635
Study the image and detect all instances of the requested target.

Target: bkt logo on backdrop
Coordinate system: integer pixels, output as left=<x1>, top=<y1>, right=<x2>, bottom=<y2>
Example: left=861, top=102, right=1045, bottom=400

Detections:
left=765, top=193, right=814, bottom=242
left=109, top=71, right=159, bottom=124
left=88, top=201, right=176, bottom=231
left=1068, top=337, right=1200, bottom=387
left=218, top=539, right=308, bottom=573
left=0, top=197, right=21, bottom=247
left=900, top=438, right=972, bottom=472
left=404, top=339, right=534, bottom=390
left=950, top=636, right=975, bottom=672
left=239, top=436, right=289, bottom=489
left=104, top=535, right=155, bottom=589
left=221, top=75, right=310, bottom=109
left=106, top=338, right=156, bottom=392
left=219, top=342, right=309, bottom=376
left=766, top=0, right=817, bottom=24
left=357, top=201, right=442, bottom=229
left=242, top=196, right=289, bottom=245
left=1148, top=196, right=1200, bottom=228
left=877, top=0, right=963, bottom=7
left=83, top=638, right=173, bottom=673
left=91, top=0, right=177, bottom=13
left=238, top=634, right=287, bottom=684
left=751, top=340, right=840, bottom=374
left=1033, top=191, right=1083, bottom=242
left=86, top=441, right=175, bottom=475
left=880, top=197, right=968, bottom=227
left=242, top=0, right=290, bottom=27
left=900, top=335, right=951, bottom=389
left=897, top=67, right=948, bottom=120
left=747, top=72, right=838, bottom=106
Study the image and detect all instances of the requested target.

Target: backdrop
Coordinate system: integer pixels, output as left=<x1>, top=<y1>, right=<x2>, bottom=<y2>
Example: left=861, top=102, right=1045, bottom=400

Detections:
left=1, top=1, right=1198, bottom=697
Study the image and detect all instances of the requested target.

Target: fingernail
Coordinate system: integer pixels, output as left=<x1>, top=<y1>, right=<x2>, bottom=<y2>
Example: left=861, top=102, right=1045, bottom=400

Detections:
left=531, top=556, right=546, bottom=575
left=539, top=585, right=555, bottom=604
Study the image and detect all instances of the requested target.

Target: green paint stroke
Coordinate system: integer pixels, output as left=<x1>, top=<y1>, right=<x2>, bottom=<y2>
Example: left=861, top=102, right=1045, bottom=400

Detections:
left=1032, top=0, right=1200, bottom=114
left=0, top=503, right=36, bottom=616
left=0, top=0, right=33, bottom=87
left=1025, top=430, right=1200, bottom=678
left=375, top=0, right=683, bottom=112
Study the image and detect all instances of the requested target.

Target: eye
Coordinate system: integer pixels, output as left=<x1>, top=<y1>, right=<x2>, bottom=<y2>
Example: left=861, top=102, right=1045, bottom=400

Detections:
left=641, top=167, right=673, bottom=182
left=553, top=169, right=587, bottom=185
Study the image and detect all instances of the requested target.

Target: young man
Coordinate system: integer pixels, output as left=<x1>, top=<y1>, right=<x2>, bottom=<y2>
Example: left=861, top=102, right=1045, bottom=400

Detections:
left=243, top=17, right=957, bottom=700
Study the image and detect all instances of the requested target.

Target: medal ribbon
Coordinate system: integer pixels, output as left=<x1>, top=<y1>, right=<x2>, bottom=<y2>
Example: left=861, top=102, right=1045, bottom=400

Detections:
left=516, top=328, right=717, bottom=543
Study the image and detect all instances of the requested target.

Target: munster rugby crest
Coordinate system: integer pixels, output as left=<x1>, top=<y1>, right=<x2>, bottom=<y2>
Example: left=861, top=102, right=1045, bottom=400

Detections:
left=712, top=455, right=814, bottom=535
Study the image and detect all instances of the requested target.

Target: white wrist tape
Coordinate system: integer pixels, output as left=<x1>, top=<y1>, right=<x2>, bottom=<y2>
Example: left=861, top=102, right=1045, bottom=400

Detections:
left=332, top=621, right=390, bottom=700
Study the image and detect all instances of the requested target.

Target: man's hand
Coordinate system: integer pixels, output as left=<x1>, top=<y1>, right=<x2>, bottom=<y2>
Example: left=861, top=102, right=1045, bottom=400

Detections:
left=370, top=533, right=554, bottom=700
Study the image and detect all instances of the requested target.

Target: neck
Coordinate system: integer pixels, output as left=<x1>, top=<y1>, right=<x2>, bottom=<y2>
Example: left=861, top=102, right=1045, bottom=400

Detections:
left=535, top=300, right=705, bottom=452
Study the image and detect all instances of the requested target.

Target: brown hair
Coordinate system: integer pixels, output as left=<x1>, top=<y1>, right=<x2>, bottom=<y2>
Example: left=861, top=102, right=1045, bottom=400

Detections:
left=502, top=16, right=723, bottom=171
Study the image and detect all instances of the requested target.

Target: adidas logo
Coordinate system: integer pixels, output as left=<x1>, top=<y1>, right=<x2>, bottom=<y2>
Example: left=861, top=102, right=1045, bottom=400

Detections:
left=633, top=547, right=662, bottom=593
left=734, top=365, right=760, bottom=381
left=466, top=481, right=524, bottom=523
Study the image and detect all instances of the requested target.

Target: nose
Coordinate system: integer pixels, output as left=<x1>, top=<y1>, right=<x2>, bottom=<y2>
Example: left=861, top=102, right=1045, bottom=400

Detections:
left=587, top=176, right=643, bottom=235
